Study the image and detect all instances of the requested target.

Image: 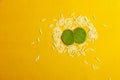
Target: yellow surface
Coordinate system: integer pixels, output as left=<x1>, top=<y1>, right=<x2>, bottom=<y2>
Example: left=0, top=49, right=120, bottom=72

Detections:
left=0, top=0, right=120, bottom=80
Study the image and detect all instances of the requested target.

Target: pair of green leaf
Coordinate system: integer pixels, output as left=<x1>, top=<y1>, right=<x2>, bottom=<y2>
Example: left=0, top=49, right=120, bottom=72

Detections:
left=61, top=28, right=86, bottom=45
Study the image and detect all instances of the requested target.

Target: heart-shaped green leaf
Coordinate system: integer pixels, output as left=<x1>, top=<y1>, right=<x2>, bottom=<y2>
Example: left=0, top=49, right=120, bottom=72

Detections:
left=61, top=29, right=74, bottom=45
left=73, top=28, right=86, bottom=44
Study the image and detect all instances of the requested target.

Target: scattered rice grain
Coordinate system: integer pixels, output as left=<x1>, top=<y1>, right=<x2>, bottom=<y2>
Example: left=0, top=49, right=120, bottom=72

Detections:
left=31, top=41, right=35, bottom=45
left=83, top=60, right=88, bottom=65
left=102, top=24, right=107, bottom=27
left=91, top=64, right=96, bottom=70
left=49, top=24, right=54, bottom=28
left=39, top=29, right=43, bottom=34
left=81, top=51, right=86, bottom=56
left=35, top=56, right=40, bottom=62
left=52, top=45, right=55, bottom=50
left=85, top=48, right=94, bottom=52
left=95, top=57, right=101, bottom=62
left=37, top=37, right=40, bottom=42
left=91, top=64, right=99, bottom=70
left=92, top=15, right=96, bottom=20
left=41, top=18, right=46, bottom=22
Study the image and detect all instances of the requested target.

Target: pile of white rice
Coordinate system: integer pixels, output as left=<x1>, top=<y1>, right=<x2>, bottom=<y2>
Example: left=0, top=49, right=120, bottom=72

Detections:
left=50, top=14, right=98, bottom=57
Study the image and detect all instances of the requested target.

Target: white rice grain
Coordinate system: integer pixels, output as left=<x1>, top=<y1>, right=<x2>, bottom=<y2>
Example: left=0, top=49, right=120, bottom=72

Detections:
left=91, top=64, right=99, bottom=70
left=31, top=41, right=35, bottom=45
left=83, top=60, right=88, bottom=65
left=49, top=24, right=54, bottom=28
left=92, top=15, right=96, bottom=20
left=37, top=37, right=40, bottom=42
left=41, top=18, right=46, bottom=22
left=39, top=29, right=43, bottom=35
left=75, top=51, right=81, bottom=56
left=52, top=45, right=55, bottom=50
left=95, top=57, right=101, bottom=62
left=85, top=48, right=94, bottom=52
left=35, top=56, right=40, bottom=62
left=91, top=64, right=96, bottom=70
left=81, top=51, right=86, bottom=56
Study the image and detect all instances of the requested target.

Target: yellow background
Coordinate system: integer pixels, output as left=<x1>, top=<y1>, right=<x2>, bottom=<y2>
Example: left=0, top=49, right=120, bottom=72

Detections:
left=0, top=0, right=120, bottom=80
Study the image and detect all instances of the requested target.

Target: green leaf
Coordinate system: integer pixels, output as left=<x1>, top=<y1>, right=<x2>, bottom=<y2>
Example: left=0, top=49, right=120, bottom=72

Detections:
left=61, top=29, right=74, bottom=45
left=73, top=28, right=86, bottom=44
